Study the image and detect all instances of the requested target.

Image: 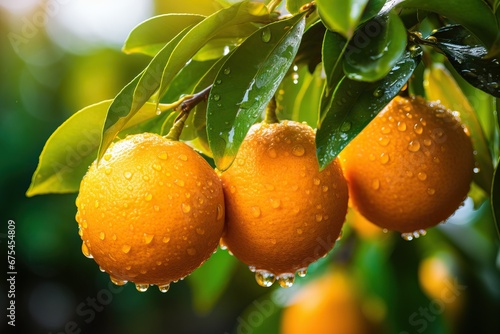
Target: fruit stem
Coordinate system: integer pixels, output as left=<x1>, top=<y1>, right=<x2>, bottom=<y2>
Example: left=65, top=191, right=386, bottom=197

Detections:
left=165, top=85, right=212, bottom=141
left=264, top=95, right=279, bottom=124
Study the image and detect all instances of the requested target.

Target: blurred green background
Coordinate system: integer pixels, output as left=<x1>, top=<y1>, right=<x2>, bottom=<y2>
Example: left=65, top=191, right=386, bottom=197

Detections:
left=1, top=1, right=500, bottom=333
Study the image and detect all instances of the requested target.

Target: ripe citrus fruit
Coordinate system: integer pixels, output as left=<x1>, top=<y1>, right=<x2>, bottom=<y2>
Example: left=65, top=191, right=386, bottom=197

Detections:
left=220, top=120, right=349, bottom=288
left=75, top=133, right=225, bottom=292
left=340, top=96, right=474, bottom=236
left=281, top=268, right=381, bottom=334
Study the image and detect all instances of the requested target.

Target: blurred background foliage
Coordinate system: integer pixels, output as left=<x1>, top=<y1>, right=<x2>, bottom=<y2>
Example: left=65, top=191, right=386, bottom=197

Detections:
left=1, top=0, right=500, bottom=333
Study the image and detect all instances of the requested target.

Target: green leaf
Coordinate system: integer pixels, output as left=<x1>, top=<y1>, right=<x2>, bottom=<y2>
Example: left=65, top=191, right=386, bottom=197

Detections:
left=99, top=29, right=189, bottom=160
left=424, top=63, right=494, bottom=194
left=294, top=20, right=326, bottom=73
left=399, top=0, right=498, bottom=50
left=316, top=50, right=421, bottom=169
left=123, top=14, right=205, bottom=56
left=26, top=101, right=162, bottom=197
left=343, top=12, right=407, bottom=82
left=360, top=0, right=387, bottom=23
left=320, top=30, right=348, bottom=121
left=188, top=249, right=238, bottom=314
left=316, top=0, right=370, bottom=38
left=428, top=25, right=500, bottom=98
left=207, top=14, right=306, bottom=171
left=491, top=160, right=500, bottom=239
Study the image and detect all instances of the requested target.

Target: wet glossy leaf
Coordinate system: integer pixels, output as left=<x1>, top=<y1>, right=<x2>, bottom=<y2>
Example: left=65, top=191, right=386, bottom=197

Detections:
left=123, top=14, right=205, bottom=56
left=188, top=250, right=238, bottom=314
left=343, top=12, right=407, bottom=82
left=424, top=63, right=494, bottom=194
left=316, top=50, right=421, bottom=169
left=287, top=0, right=310, bottom=14
left=207, top=14, right=306, bottom=171
left=316, top=0, right=370, bottom=38
left=399, top=0, right=498, bottom=50
left=429, top=25, right=500, bottom=98
left=26, top=101, right=162, bottom=197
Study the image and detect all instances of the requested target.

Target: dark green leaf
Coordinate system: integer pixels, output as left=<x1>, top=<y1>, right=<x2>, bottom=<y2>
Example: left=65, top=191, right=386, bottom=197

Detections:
left=294, top=20, right=326, bottom=73
left=316, top=50, right=421, bottom=169
left=428, top=25, right=500, bottom=97
left=316, top=0, right=370, bottom=38
left=207, top=14, right=306, bottom=171
left=399, top=0, right=498, bottom=50
left=123, top=14, right=205, bottom=56
left=360, top=0, right=387, bottom=23
left=188, top=249, right=238, bottom=314
left=490, top=161, right=500, bottom=237
left=343, top=12, right=407, bottom=82
left=320, top=30, right=348, bottom=121
left=26, top=101, right=162, bottom=197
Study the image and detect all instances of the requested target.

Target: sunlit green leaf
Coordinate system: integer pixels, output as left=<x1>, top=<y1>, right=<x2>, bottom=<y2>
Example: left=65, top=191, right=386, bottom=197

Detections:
left=123, top=14, right=205, bottom=56
left=343, top=12, right=407, bottom=82
left=317, top=0, right=370, bottom=38
left=188, top=249, right=238, bottom=314
left=26, top=101, right=162, bottom=197
left=424, top=63, right=494, bottom=194
left=207, top=14, right=306, bottom=171
left=428, top=25, right=500, bottom=97
left=316, top=50, right=421, bottom=169
left=399, top=0, right=498, bottom=50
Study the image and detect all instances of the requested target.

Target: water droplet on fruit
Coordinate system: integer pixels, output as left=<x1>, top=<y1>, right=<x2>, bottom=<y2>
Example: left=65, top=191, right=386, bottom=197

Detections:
left=143, top=233, right=154, bottom=244
left=322, top=185, right=329, bottom=192
left=217, top=204, right=224, bottom=220
left=187, top=248, right=197, bottom=256
left=175, top=179, right=185, bottom=187
left=408, top=140, right=421, bottom=152
left=104, top=167, right=112, bottom=175
left=122, top=245, right=131, bottom=254
left=99, top=232, right=105, bottom=240
left=261, top=27, right=271, bottom=42
left=372, top=178, right=380, bottom=190
left=270, top=239, right=277, bottom=245
left=103, top=153, right=112, bottom=161
left=417, top=172, right=427, bottom=181
left=427, top=188, right=436, bottom=195
left=152, top=164, right=161, bottom=171
left=397, top=121, right=407, bottom=131
left=251, top=206, right=261, bottom=218
left=379, top=152, right=390, bottom=164
left=296, top=268, right=307, bottom=277
left=381, top=126, right=391, bottom=134
left=414, top=123, right=423, bottom=134
left=270, top=198, right=281, bottom=209
left=163, top=236, right=170, bottom=243
left=158, top=284, right=170, bottom=293
left=158, top=152, right=168, bottom=160
left=296, top=228, right=303, bottom=235
left=277, top=273, right=295, bottom=288
left=255, top=270, right=275, bottom=287
left=313, top=178, right=321, bottom=185
left=135, top=284, right=149, bottom=292
left=181, top=203, right=191, bottom=213
left=267, top=148, right=277, bottom=158
left=423, top=139, right=432, bottom=146
left=292, top=145, right=305, bottom=157
left=110, top=276, right=127, bottom=286
left=94, top=200, right=99, bottom=208
left=369, top=154, right=376, bottom=161
left=196, top=227, right=205, bottom=235
left=81, top=242, right=92, bottom=258
left=378, top=137, right=390, bottom=146
left=124, top=171, right=132, bottom=180
left=316, top=214, right=323, bottom=222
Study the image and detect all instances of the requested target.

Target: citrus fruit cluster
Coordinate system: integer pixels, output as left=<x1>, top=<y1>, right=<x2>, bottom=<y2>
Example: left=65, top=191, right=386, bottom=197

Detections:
left=75, top=95, right=474, bottom=291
